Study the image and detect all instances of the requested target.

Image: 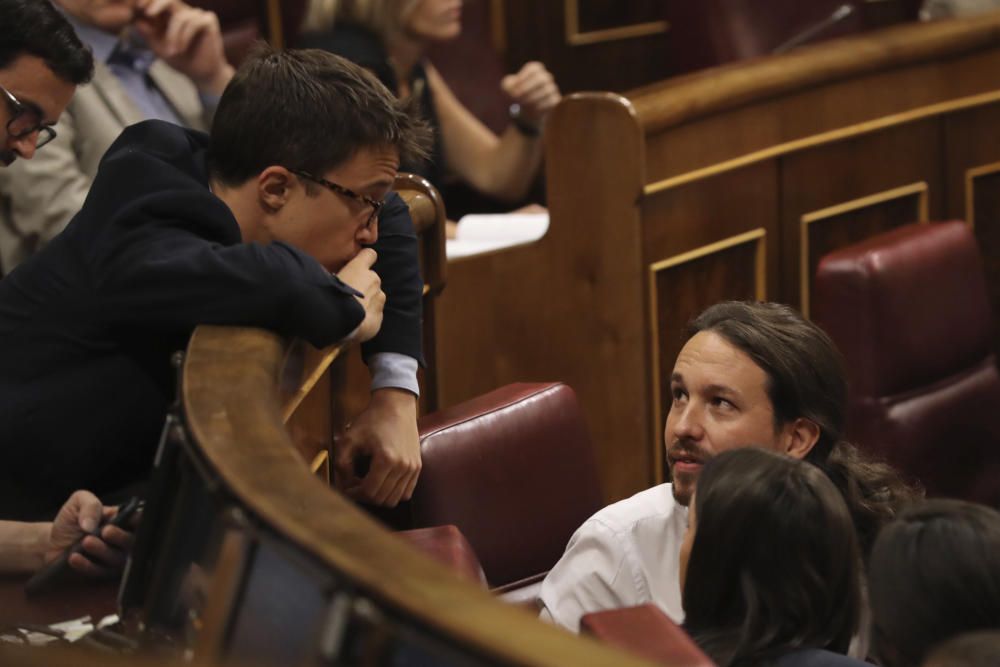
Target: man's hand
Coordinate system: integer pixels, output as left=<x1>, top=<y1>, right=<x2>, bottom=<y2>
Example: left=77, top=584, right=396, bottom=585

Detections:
left=501, top=62, right=561, bottom=127
left=133, top=0, right=235, bottom=96
left=334, top=388, right=421, bottom=507
left=338, top=249, right=385, bottom=343
left=45, top=491, right=135, bottom=577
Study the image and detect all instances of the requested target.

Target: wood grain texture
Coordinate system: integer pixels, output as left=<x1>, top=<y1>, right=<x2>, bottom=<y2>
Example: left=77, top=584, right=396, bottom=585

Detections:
left=435, top=13, right=1000, bottom=497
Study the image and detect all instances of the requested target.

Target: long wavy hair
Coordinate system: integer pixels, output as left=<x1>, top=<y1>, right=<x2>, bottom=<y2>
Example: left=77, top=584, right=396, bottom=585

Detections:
left=682, top=448, right=862, bottom=667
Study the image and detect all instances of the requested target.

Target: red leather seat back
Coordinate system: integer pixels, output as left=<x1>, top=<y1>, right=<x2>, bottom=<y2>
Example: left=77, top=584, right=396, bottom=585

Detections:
left=412, top=383, right=604, bottom=588
left=814, top=222, right=1000, bottom=504
left=581, top=605, right=716, bottom=667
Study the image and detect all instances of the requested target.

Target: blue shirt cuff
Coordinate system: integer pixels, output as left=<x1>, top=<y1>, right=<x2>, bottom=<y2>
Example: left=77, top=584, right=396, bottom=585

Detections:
left=369, top=352, right=419, bottom=396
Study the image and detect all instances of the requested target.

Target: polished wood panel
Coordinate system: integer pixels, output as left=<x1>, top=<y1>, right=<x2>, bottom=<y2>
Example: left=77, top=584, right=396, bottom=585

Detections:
left=496, top=0, right=917, bottom=93
left=438, top=93, right=648, bottom=501
left=436, top=13, right=1000, bottom=498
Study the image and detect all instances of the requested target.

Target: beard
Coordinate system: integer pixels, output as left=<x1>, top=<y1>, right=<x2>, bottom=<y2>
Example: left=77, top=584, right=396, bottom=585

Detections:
left=666, top=437, right=713, bottom=507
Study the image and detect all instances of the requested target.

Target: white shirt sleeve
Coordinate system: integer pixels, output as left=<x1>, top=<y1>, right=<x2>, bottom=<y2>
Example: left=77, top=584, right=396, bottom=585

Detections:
left=537, top=519, right=648, bottom=633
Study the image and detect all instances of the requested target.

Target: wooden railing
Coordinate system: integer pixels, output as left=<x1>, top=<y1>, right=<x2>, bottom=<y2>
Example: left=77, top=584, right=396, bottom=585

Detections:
left=114, top=326, right=657, bottom=667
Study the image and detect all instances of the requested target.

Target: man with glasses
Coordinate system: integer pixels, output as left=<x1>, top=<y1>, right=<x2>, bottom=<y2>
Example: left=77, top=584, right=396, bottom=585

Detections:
left=0, top=0, right=93, bottom=167
left=0, top=46, right=432, bottom=521
left=0, top=0, right=235, bottom=274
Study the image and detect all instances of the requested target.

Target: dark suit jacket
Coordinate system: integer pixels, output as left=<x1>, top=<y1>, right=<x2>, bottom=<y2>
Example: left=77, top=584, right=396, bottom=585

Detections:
left=0, top=120, right=422, bottom=519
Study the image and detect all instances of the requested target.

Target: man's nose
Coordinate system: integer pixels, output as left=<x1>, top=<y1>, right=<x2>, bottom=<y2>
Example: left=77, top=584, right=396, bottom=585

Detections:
left=10, top=133, right=38, bottom=160
left=670, top=402, right=704, bottom=441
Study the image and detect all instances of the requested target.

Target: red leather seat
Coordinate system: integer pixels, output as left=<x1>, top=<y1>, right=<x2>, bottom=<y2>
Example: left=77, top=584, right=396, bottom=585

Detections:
left=400, top=383, right=604, bottom=599
left=396, top=525, right=487, bottom=587
left=581, top=605, right=715, bottom=667
left=814, top=222, right=1000, bottom=505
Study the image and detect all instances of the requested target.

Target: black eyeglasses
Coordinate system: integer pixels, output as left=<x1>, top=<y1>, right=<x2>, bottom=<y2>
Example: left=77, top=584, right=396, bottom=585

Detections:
left=290, top=168, right=384, bottom=229
left=0, top=84, right=56, bottom=150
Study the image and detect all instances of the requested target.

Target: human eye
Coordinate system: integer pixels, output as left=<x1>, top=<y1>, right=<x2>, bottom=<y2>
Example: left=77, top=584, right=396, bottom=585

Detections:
left=671, top=384, right=687, bottom=405
left=709, top=395, right=737, bottom=411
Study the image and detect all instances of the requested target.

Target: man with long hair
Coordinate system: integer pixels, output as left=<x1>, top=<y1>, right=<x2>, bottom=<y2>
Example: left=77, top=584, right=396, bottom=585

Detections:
left=539, top=301, right=920, bottom=633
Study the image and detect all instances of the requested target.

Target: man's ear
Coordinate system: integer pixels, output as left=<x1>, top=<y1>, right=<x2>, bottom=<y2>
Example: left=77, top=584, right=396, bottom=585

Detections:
left=257, top=166, right=294, bottom=212
left=782, top=418, right=821, bottom=459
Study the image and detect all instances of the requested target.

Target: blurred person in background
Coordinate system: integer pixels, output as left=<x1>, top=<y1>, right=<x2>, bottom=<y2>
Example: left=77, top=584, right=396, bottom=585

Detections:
left=299, top=0, right=560, bottom=223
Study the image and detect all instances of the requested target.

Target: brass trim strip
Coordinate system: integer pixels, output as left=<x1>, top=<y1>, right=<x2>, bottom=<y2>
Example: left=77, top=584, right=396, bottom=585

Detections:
left=564, top=0, right=668, bottom=47
left=491, top=0, right=508, bottom=55
left=799, top=182, right=929, bottom=317
left=282, top=343, right=346, bottom=423
left=311, top=450, right=330, bottom=482
left=648, top=228, right=767, bottom=483
left=644, top=90, right=1000, bottom=196
left=266, top=0, right=284, bottom=48
left=965, top=161, right=1000, bottom=230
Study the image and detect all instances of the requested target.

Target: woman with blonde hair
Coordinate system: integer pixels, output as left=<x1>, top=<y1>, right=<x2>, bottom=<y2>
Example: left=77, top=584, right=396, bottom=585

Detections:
left=299, top=0, right=560, bottom=205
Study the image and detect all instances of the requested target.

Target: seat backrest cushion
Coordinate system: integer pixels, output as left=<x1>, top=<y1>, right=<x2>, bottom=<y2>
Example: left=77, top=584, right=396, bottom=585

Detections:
left=412, top=382, right=604, bottom=588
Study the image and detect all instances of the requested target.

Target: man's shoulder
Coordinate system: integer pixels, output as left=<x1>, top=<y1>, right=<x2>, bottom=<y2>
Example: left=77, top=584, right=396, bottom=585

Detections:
left=582, top=483, right=682, bottom=538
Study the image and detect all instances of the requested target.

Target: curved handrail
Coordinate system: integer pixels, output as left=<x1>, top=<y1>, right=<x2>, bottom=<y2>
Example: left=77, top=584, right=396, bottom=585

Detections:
left=628, top=10, right=1000, bottom=132
left=181, top=325, right=656, bottom=666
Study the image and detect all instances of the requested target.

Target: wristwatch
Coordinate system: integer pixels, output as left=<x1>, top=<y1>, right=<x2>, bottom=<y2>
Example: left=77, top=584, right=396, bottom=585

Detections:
left=509, top=103, right=540, bottom=137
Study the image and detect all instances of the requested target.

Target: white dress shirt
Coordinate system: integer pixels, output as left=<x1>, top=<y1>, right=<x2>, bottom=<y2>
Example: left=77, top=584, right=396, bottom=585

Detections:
left=538, top=483, right=688, bottom=633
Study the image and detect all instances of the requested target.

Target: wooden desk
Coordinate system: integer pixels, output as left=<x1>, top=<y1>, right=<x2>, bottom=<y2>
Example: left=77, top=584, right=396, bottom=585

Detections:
left=0, top=576, right=117, bottom=627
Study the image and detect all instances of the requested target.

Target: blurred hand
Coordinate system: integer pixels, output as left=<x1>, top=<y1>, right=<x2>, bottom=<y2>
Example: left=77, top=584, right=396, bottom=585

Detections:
left=333, top=389, right=421, bottom=507
left=338, top=248, right=385, bottom=343
left=133, top=0, right=234, bottom=95
left=501, top=62, right=561, bottom=127
left=45, top=491, right=135, bottom=577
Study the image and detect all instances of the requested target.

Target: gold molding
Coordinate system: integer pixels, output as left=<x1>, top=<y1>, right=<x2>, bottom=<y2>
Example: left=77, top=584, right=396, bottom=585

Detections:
left=965, top=161, right=1000, bottom=230
left=644, top=89, right=1000, bottom=196
left=648, top=228, right=767, bottom=483
left=491, top=0, right=507, bottom=55
left=282, top=343, right=346, bottom=423
left=799, top=182, right=929, bottom=318
left=564, top=1, right=669, bottom=47
left=266, top=0, right=284, bottom=48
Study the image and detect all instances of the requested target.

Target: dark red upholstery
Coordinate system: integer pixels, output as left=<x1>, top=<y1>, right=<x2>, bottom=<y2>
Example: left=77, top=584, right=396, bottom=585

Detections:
left=814, top=222, right=1000, bottom=504
left=408, top=383, right=604, bottom=590
left=396, top=525, right=487, bottom=587
left=581, top=605, right=715, bottom=667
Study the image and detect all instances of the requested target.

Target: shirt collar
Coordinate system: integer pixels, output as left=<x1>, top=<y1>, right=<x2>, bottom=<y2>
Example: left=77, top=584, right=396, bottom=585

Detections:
left=62, top=12, right=122, bottom=64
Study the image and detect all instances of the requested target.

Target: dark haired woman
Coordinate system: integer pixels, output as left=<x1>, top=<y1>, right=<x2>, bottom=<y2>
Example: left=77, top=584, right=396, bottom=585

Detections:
left=869, top=499, right=1000, bottom=667
left=680, top=448, right=868, bottom=667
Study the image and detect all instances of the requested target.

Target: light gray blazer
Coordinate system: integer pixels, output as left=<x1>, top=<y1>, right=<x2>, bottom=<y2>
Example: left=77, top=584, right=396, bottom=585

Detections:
left=0, top=59, right=210, bottom=274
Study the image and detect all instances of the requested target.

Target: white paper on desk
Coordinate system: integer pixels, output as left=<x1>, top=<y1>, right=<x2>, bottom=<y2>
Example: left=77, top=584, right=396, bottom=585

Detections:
left=446, top=212, right=549, bottom=259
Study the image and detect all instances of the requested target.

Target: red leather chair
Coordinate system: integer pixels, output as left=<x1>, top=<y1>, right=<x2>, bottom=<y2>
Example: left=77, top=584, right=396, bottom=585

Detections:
left=581, top=605, right=716, bottom=667
left=814, top=221, right=1000, bottom=505
left=396, top=382, right=604, bottom=601
left=396, top=525, right=487, bottom=587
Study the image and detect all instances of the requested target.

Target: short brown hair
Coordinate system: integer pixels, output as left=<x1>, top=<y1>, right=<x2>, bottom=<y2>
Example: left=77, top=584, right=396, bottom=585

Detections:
left=207, top=44, right=430, bottom=186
